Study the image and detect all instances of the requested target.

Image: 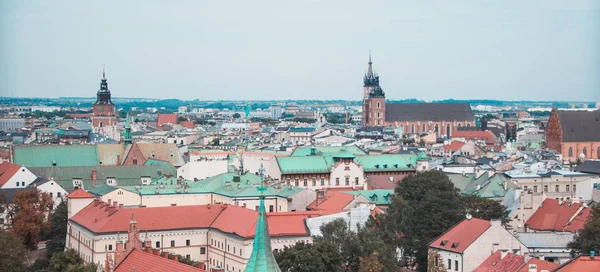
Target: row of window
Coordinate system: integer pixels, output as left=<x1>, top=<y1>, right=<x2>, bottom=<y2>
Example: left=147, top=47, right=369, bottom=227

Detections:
left=210, top=239, right=243, bottom=256
left=209, top=258, right=242, bottom=272
left=523, top=184, right=576, bottom=193
left=567, top=146, right=600, bottom=158
left=289, top=177, right=361, bottom=187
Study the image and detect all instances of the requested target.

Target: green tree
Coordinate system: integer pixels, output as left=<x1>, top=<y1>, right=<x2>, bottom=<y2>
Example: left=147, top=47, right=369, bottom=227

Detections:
left=274, top=241, right=343, bottom=272
left=375, top=171, right=464, bottom=272
left=419, top=138, right=426, bottom=147
left=9, top=191, right=54, bottom=250
left=462, top=195, right=508, bottom=222
left=48, top=249, right=97, bottom=272
left=233, top=113, right=241, bottom=119
left=568, top=205, right=600, bottom=256
left=46, top=200, right=68, bottom=258
left=0, top=230, right=27, bottom=272
left=359, top=251, right=382, bottom=272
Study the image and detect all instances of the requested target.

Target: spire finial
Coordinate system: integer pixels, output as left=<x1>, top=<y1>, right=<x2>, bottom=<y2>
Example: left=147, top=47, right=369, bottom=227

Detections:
left=102, top=64, right=106, bottom=79
left=369, top=50, right=372, bottom=64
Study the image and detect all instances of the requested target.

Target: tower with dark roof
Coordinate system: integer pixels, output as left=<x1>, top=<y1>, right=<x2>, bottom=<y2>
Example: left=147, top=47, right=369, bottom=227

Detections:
left=124, top=112, right=132, bottom=146
left=243, top=185, right=282, bottom=272
left=362, top=53, right=386, bottom=127
left=91, top=68, right=120, bottom=140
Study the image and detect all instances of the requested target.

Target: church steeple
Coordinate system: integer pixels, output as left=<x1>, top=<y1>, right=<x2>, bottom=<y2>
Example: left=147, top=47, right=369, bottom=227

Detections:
left=244, top=185, right=282, bottom=272
left=96, top=67, right=113, bottom=106
left=363, top=52, right=379, bottom=87
left=124, top=112, right=132, bottom=146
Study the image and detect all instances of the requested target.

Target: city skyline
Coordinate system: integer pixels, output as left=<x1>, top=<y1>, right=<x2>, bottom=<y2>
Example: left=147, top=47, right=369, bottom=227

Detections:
left=2, top=0, right=600, bottom=101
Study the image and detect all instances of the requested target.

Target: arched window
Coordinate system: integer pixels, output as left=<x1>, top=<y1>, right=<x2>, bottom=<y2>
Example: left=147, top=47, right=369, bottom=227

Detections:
left=411, top=124, right=415, bottom=134
left=583, top=147, right=587, bottom=158
left=99, top=121, right=104, bottom=128
left=434, top=124, right=439, bottom=132
left=458, top=123, right=462, bottom=127
left=446, top=124, right=451, bottom=138
left=568, top=147, right=573, bottom=157
left=422, top=124, right=426, bottom=133
left=467, top=123, right=471, bottom=127
left=377, top=102, right=381, bottom=109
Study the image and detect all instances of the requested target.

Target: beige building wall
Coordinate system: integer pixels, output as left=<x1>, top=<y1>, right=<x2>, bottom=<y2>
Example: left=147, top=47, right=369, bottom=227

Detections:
left=100, top=188, right=141, bottom=206
left=461, top=220, right=526, bottom=272
left=330, top=161, right=366, bottom=190
left=68, top=198, right=94, bottom=219
left=510, top=174, right=594, bottom=199
left=141, top=194, right=211, bottom=207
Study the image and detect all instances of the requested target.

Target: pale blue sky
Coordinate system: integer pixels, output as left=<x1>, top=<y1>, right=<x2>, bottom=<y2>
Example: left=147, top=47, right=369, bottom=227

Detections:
left=1, top=0, right=599, bottom=101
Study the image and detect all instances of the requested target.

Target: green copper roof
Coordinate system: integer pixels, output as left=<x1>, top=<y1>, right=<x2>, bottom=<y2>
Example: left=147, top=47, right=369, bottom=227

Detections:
left=344, top=189, right=394, bottom=205
left=244, top=190, right=282, bottom=272
left=417, top=151, right=429, bottom=161
left=447, top=172, right=509, bottom=199
left=14, top=145, right=99, bottom=167
left=353, top=154, right=418, bottom=172
left=88, top=184, right=118, bottom=196
left=276, top=156, right=330, bottom=174
left=291, top=146, right=366, bottom=157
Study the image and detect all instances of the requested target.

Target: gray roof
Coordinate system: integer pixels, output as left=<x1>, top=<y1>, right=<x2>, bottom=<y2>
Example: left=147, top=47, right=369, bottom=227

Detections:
left=558, top=111, right=600, bottom=142
left=385, top=103, right=475, bottom=122
left=575, top=160, right=600, bottom=175
left=516, top=232, right=575, bottom=248
left=0, top=188, right=37, bottom=202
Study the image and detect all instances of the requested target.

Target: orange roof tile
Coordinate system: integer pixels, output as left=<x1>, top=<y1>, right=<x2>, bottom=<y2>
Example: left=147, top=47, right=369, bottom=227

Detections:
left=115, top=249, right=205, bottom=272
left=70, top=201, right=311, bottom=238
left=473, top=250, right=524, bottom=272
left=307, top=189, right=355, bottom=212
left=67, top=189, right=95, bottom=199
left=452, top=130, right=498, bottom=144
left=429, top=218, right=491, bottom=253
left=516, top=258, right=559, bottom=272
left=0, top=162, right=21, bottom=188
left=179, top=121, right=196, bottom=129
left=555, top=255, right=600, bottom=272
left=525, top=199, right=589, bottom=232
left=157, top=114, right=178, bottom=126
left=443, top=141, right=465, bottom=151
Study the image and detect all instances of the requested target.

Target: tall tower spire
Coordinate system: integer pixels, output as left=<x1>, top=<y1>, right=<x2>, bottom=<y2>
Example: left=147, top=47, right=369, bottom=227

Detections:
left=244, top=185, right=282, bottom=272
left=124, top=112, right=132, bottom=146
left=366, top=50, right=374, bottom=78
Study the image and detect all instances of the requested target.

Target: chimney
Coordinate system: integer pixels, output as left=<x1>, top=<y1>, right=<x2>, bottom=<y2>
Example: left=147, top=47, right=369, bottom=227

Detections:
left=114, top=241, right=125, bottom=265
left=528, top=264, right=538, bottom=272
left=104, top=254, right=114, bottom=272
left=119, top=204, right=124, bottom=209
left=591, top=250, right=596, bottom=260
left=108, top=199, right=112, bottom=206
left=197, top=263, right=206, bottom=270
left=113, top=201, right=118, bottom=208
left=162, top=252, right=169, bottom=258
left=143, top=240, right=151, bottom=249
left=171, top=255, right=178, bottom=262
left=116, top=155, right=121, bottom=165
left=91, top=170, right=97, bottom=181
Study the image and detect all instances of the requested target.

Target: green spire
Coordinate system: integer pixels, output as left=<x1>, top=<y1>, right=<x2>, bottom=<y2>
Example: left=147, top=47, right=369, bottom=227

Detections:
left=124, top=112, right=132, bottom=146
left=417, top=151, right=429, bottom=161
left=244, top=185, right=282, bottom=272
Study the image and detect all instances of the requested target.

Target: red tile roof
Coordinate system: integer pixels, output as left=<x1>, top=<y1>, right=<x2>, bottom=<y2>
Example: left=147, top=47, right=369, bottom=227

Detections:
left=473, top=250, right=524, bottom=272
left=67, top=189, right=95, bottom=199
left=157, top=114, right=178, bottom=126
left=452, top=130, right=498, bottom=144
left=443, top=141, right=465, bottom=151
left=70, top=201, right=311, bottom=238
left=307, top=189, right=356, bottom=212
left=179, top=121, right=196, bottom=129
left=517, top=258, right=559, bottom=272
left=555, top=255, right=600, bottom=272
left=429, top=218, right=491, bottom=253
left=0, top=162, right=21, bottom=188
left=367, top=175, right=405, bottom=190
left=115, top=249, right=205, bottom=272
left=525, top=199, right=589, bottom=232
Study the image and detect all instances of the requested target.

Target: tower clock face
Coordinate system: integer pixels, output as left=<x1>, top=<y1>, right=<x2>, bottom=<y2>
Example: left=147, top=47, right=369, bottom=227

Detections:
left=98, top=105, right=104, bottom=113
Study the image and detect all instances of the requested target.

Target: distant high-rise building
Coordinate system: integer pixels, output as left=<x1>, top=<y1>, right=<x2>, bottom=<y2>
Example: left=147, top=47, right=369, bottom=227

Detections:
left=91, top=69, right=119, bottom=140
left=270, top=104, right=282, bottom=119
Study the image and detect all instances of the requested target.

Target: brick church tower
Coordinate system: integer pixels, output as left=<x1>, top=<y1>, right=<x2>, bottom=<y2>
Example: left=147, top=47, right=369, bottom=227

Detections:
left=361, top=54, right=386, bottom=127
left=91, top=68, right=119, bottom=140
